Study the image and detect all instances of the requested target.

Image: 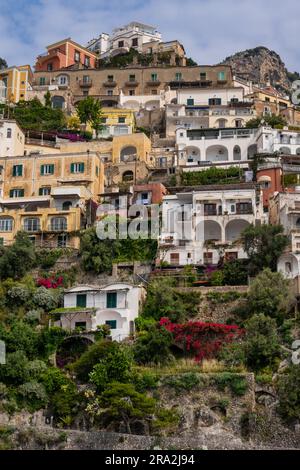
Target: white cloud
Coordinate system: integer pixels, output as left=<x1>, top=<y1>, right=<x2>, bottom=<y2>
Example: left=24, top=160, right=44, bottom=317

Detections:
left=0, top=0, right=299, bottom=72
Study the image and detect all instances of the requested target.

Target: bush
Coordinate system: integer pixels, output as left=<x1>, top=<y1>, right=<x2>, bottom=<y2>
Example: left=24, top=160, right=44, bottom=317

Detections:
left=133, top=372, right=159, bottom=393
left=210, top=270, right=224, bottom=286
left=18, top=381, right=48, bottom=410
left=36, top=249, right=62, bottom=269
left=164, top=373, right=200, bottom=391
left=0, top=232, right=36, bottom=280
left=89, top=346, right=133, bottom=391
left=71, top=340, right=119, bottom=381
left=0, top=351, right=29, bottom=385
left=244, top=314, right=281, bottom=371
left=25, top=360, right=48, bottom=381
left=213, top=372, right=248, bottom=396
left=276, top=365, right=300, bottom=421
left=222, top=260, right=249, bottom=286
left=32, top=287, right=61, bottom=311
left=133, top=326, right=173, bottom=365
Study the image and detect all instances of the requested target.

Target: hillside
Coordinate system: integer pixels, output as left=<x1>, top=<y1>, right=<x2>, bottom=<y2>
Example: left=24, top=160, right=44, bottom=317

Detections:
left=219, top=46, right=300, bottom=93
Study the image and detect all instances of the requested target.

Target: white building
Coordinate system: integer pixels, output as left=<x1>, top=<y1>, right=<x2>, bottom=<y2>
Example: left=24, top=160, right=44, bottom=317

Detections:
left=159, top=183, right=264, bottom=266
left=0, top=119, right=25, bottom=158
left=120, top=89, right=176, bottom=111
left=256, top=126, right=300, bottom=155
left=176, top=127, right=258, bottom=167
left=87, top=22, right=162, bottom=58
left=270, top=190, right=300, bottom=281
left=55, top=283, right=146, bottom=341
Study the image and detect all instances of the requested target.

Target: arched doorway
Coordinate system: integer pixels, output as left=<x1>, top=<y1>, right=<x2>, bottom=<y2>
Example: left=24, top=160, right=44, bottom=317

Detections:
left=51, top=96, right=65, bottom=109
left=122, top=170, right=134, bottom=182
left=233, top=145, right=241, bottom=161
left=120, top=146, right=137, bottom=162
left=206, top=145, right=229, bottom=162
left=225, top=219, right=250, bottom=242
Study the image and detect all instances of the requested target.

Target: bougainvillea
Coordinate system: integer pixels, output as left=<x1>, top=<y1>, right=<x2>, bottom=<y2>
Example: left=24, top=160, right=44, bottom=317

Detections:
left=37, top=276, right=64, bottom=289
left=159, top=317, right=245, bottom=362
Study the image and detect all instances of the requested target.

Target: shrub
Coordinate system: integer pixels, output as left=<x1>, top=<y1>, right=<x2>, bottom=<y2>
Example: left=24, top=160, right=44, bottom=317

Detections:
left=133, top=325, right=173, bottom=365
left=32, top=287, right=61, bottom=311
left=213, top=372, right=248, bottom=396
left=0, top=351, right=29, bottom=385
left=164, top=372, right=200, bottom=391
left=244, top=314, right=281, bottom=371
left=276, top=365, right=300, bottom=421
left=36, top=249, right=62, bottom=269
left=18, top=381, right=48, bottom=410
left=89, top=346, right=133, bottom=391
left=71, top=340, right=119, bottom=381
left=222, top=259, right=249, bottom=286
left=133, top=372, right=159, bottom=393
left=0, top=232, right=36, bottom=280
left=210, top=270, right=224, bottom=286
left=25, top=360, right=48, bottom=381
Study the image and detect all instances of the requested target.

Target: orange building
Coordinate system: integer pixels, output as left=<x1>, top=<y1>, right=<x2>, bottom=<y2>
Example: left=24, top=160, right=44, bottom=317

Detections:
left=35, top=38, right=97, bottom=72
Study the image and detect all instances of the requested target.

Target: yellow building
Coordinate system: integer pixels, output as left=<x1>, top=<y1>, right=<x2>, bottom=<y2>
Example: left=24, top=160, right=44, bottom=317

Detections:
left=112, top=132, right=151, bottom=164
left=0, top=65, right=33, bottom=103
left=98, top=108, right=135, bottom=138
left=0, top=151, right=104, bottom=248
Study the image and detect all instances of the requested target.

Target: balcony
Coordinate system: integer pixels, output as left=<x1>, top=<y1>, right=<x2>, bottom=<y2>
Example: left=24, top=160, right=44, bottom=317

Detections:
left=169, top=80, right=213, bottom=89
left=147, top=80, right=161, bottom=87
left=23, top=224, right=41, bottom=233
left=103, top=81, right=117, bottom=87
left=79, top=79, right=92, bottom=88
left=48, top=222, right=68, bottom=232
left=125, top=80, right=139, bottom=87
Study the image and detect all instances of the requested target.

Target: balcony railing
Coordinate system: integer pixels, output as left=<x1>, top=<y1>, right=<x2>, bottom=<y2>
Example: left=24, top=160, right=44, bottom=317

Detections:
left=79, top=79, right=92, bottom=88
left=146, top=80, right=161, bottom=86
left=23, top=224, right=41, bottom=232
left=125, top=81, right=139, bottom=87
left=103, top=81, right=117, bottom=87
left=48, top=222, right=68, bottom=231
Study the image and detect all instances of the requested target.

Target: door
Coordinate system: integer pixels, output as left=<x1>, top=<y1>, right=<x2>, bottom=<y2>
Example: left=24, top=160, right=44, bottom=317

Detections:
left=76, top=294, right=87, bottom=308
left=106, top=292, right=117, bottom=308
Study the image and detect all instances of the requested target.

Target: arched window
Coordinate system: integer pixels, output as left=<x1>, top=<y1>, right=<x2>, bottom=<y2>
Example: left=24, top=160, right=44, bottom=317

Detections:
left=51, top=96, right=65, bottom=109
left=24, top=218, right=40, bottom=232
left=62, top=201, right=72, bottom=211
left=50, top=217, right=67, bottom=231
left=0, top=217, right=13, bottom=232
left=6, top=128, right=12, bottom=138
left=120, top=146, right=137, bottom=162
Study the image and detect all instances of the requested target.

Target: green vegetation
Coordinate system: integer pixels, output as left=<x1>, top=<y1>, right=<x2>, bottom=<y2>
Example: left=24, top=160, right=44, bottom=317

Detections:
left=75, top=97, right=103, bottom=136
left=242, top=224, right=289, bottom=275
left=246, top=114, right=287, bottom=129
left=276, top=366, right=300, bottom=421
left=181, top=166, right=242, bottom=186
left=0, top=57, right=7, bottom=69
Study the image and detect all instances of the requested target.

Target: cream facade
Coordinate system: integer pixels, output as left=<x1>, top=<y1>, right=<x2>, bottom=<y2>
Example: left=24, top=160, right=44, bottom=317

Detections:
left=0, top=120, right=25, bottom=158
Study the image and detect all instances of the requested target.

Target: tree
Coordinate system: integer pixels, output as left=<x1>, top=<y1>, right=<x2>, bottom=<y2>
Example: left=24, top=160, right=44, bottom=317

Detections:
left=246, top=269, right=293, bottom=322
left=89, top=346, right=132, bottom=391
left=44, top=90, right=52, bottom=108
left=242, top=224, right=289, bottom=274
left=243, top=314, right=281, bottom=371
left=67, top=115, right=81, bottom=130
left=276, top=365, right=300, bottom=421
left=71, top=340, right=119, bottom=381
left=75, top=97, right=103, bottom=137
left=133, top=325, right=173, bottom=365
left=0, top=232, right=36, bottom=280
left=246, top=114, right=287, bottom=129
left=0, top=57, right=7, bottom=69
left=222, top=259, right=248, bottom=285
left=10, top=98, right=66, bottom=131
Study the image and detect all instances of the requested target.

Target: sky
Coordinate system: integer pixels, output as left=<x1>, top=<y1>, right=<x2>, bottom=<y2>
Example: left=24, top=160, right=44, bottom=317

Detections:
left=0, top=0, right=300, bottom=72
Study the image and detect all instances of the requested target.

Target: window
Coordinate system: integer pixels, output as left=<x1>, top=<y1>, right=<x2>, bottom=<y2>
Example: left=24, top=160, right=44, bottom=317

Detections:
left=151, top=89, right=158, bottom=95
left=75, top=321, right=87, bottom=330
left=47, top=63, right=53, bottom=71
left=84, top=56, right=90, bottom=67
left=204, top=203, right=217, bottom=216
left=200, top=72, right=207, bottom=81
left=105, top=320, right=117, bottom=329
left=129, top=74, right=136, bottom=82
left=24, top=218, right=40, bottom=232
left=265, top=97, right=270, bottom=102
left=236, top=202, right=252, bottom=214
left=62, top=201, right=72, bottom=211
left=118, top=40, right=124, bottom=48
left=58, top=75, right=67, bottom=85
left=107, top=90, right=113, bottom=96
left=132, top=38, right=138, bottom=47
left=74, top=51, right=80, bottom=62
left=231, top=98, right=239, bottom=104
left=225, top=252, right=238, bottom=261
left=175, top=72, right=182, bottom=81
left=0, top=218, right=13, bottom=232
left=70, top=162, right=85, bottom=173
left=187, top=98, right=194, bottom=106
left=107, top=75, right=114, bottom=82
left=170, top=253, right=180, bottom=265
left=9, top=188, right=24, bottom=198
left=218, top=71, right=226, bottom=81
left=40, top=164, right=54, bottom=175
left=12, top=164, right=22, bottom=176
left=76, top=294, right=87, bottom=308
left=7, top=128, right=12, bottom=138
left=118, top=116, right=126, bottom=123
left=107, top=292, right=117, bottom=308
left=204, top=252, right=213, bottom=264
left=83, top=90, right=89, bottom=96
left=129, top=90, right=135, bottom=96
left=101, top=117, right=107, bottom=123
left=82, top=75, right=90, bottom=83
left=39, top=187, right=51, bottom=196
left=151, top=73, right=158, bottom=82
left=39, top=77, right=46, bottom=86
left=50, top=217, right=67, bottom=231
left=209, top=98, right=222, bottom=105
left=58, top=234, right=67, bottom=248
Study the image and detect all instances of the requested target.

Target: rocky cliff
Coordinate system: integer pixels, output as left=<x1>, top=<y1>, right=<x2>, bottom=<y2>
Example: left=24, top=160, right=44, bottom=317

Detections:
left=220, top=46, right=299, bottom=93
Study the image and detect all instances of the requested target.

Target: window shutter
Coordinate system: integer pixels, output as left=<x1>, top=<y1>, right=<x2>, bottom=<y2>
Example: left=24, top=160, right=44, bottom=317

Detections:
left=41, top=165, right=44, bottom=175
left=19, top=165, right=23, bottom=176
left=9, top=189, right=13, bottom=197
left=20, top=189, right=24, bottom=197
left=50, top=164, right=54, bottom=174
left=80, top=162, right=84, bottom=172
left=70, top=163, right=75, bottom=173
left=12, top=166, right=16, bottom=176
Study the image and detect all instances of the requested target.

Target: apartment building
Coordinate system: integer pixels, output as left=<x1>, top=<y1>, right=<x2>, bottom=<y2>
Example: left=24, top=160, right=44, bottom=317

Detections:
left=0, top=151, right=104, bottom=248
left=176, top=127, right=258, bottom=168
left=54, top=282, right=146, bottom=341
left=31, top=65, right=233, bottom=110
left=35, top=38, right=97, bottom=72
left=159, top=183, right=264, bottom=266
left=0, top=120, right=25, bottom=158
left=256, top=127, right=300, bottom=155
left=97, top=107, right=135, bottom=138
left=0, top=65, right=33, bottom=103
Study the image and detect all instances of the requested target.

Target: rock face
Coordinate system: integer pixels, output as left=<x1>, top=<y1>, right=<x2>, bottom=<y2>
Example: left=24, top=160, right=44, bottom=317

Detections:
left=219, top=46, right=294, bottom=92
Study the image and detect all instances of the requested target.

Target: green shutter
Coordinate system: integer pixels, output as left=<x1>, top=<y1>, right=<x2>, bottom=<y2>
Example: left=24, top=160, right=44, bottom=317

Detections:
left=80, top=162, right=84, bottom=173
left=12, top=166, right=16, bottom=176
left=76, top=294, right=87, bottom=308
left=106, top=292, right=117, bottom=308
left=50, top=164, right=54, bottom=174
left=19, top=165, right=23, bottom=176
left=41, top=165, right=44, bottom=175
left=19, top=189, right=24, bottom=197
left=71, top=163, right=75, bottom=173
left=9, top=189, right=13, bottom=198
left=105, top=320, right=117, bottom=330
